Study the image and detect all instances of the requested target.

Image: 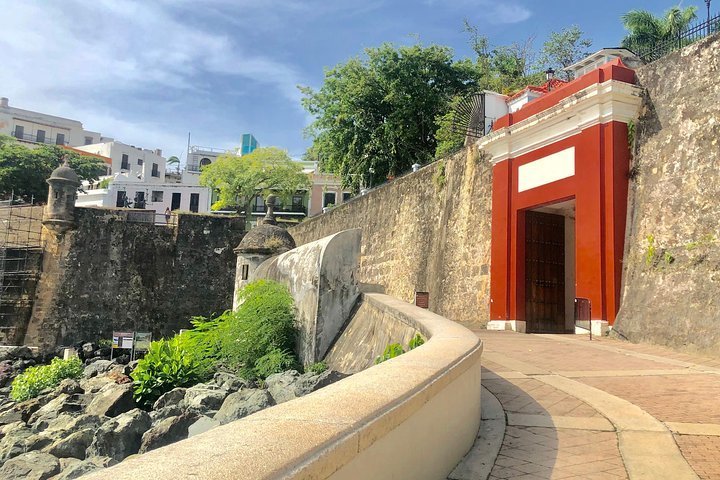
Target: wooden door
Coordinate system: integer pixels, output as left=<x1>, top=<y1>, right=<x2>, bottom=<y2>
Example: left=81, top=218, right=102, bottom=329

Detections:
left=525, top=211, right=566, bottom=333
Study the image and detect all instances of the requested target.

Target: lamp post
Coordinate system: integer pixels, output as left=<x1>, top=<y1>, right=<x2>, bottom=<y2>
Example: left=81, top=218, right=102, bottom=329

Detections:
left=706, top=0, right=712, bottom=36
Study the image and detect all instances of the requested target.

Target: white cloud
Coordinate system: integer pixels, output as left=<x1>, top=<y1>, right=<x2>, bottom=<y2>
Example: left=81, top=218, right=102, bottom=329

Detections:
left=423, top=0, right=532, bottom=24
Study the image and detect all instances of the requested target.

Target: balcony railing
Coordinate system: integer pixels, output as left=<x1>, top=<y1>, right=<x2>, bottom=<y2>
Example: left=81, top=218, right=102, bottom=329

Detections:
left=13, top=132, right=68, bottom=146
left=251, top=204, right=307, bottom=215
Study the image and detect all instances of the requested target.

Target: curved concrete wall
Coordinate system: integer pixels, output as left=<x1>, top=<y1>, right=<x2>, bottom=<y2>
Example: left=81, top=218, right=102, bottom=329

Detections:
left=85, top=293, right=483, bottom=480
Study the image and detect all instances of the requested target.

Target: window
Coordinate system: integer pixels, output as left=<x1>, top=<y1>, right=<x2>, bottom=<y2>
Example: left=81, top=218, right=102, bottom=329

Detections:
left=323, top=192, right=337, bottom=207
left=116, top=191, right=127, bottom=207
left=56, top=133, right=65, bottom=145
left=253, top=195, right=265, bottom=212
left=151, top=191, right=164, bottom=202
left=200, top=158, right=211, bottom=168
left=171, top=192, right=181, bottom=210
left=137, top=158, right=144, bottom=166
left=189, top=193, right=200, bottom=213
left=291, top=195, right=304, bottom=211
left=84, top=136, right=93, bottom=145
left=13, top=125, right=23, bottom=139
left=121, top=154, right=130, bottom=170
left=151, top=163, right=159, bottom=177
left=36, top=130, right=45, bottom=143
left=342, top=192, right=352, bottom=202
left=241, top=264, right=249, bottom=280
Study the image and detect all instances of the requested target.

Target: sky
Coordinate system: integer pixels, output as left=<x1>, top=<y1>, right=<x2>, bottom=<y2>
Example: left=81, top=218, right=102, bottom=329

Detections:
left=0, top=0, right=713, bottom=164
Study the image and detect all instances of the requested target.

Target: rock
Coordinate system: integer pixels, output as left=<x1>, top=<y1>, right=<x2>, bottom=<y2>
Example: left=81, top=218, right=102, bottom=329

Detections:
left=214, top=389, right=274, bottom=425
left=265, top=370, right=301, bottom=404
left=0, top=429, right=52, bottom=463
left=184, top=386, right=228, bottom=414
left=54, top=379, right=83, bottom=396
left=86, top=383, right=135, bottom=417
left=213, top=372, right=252, bottom=392
left=40, top=413, right=106, bottom=437
left=58, top=457, right=82, bottom=473
left=44, top=428, right=94, bottom=459
left=187, top=415, right=220, bottom=438
left=0, top=421, right=25, bottom=438
left=104, top=369, right=132, bottom=385
left=138, top=412, right=198, bottom=454
left=0, top=451, right=60, bottom=479
left=0, top=406, right=23, bottom=425
left=14, top=394, right=52, bottom=423
left=81, top=343, right=97, bottom=358
left=149, top=405, right=183, bottom=426
left=0, top=362, right=15, bottom=387
left=294, top=370, right=346, bottom=397
left=28, top=394, right=78, bottom=426
left=83, top=360, right=113, bottom=379
left=53, top=456, right=117, bottom=480
left=7, top=346, right=35, bottom=361
left=152, top=387, right=187, bottom=410
left=86, top=408, right=151, bottom=462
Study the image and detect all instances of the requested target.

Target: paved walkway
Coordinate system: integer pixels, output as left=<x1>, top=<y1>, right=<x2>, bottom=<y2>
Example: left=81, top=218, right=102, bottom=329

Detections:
left=450, top=331, right=720, bottom=480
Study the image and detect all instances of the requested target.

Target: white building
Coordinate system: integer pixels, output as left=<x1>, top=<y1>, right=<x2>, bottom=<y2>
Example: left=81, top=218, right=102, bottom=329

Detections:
left=0, top=97, right=110, bottom=147
left=75, top=141, right=167, bottom=183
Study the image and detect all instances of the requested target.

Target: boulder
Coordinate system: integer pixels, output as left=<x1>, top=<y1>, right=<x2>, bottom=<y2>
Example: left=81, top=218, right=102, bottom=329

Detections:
left=54, top=379, right=83, bottom=396
left=138, top=412, right=199, bottom=454
left=83, top=360, right=113, bottom=379
left=214, top=389, right=274, bottom=425
left=187, top=415, right=220, bottom=438
left=294, top=370, right=346, bottom=397
left=149, top=405, right=184, bottom=426
left=0, top=406, right=23, bottom=426
left=265, top=370, right=301, bottom=404
left=152, top=387, right=187, bottom=410
left=7, top=346, right=35, bottom=361
left=0, top=451, right=59, bottom=479
left=184, top=386, right=228, bottom=414
left=58, top=457, right=82, bottom=473
left=0, top=426, right=33, bottom=462
left=0, top=361, right=15, bottom=387
left=41, top=414, right=106, bottom=438
left=81, top=343, right=97, bottom=358
left=44, top=428, right=94, bottom=459
left=86, top=408, right=151, bottom=462
left=213, top=372, right=252, bottom=392
left=54, top=456, right=117, bottom=480
left=86, top=383, right=135, bottom=417
left=28, top=394, right=82, bottom=427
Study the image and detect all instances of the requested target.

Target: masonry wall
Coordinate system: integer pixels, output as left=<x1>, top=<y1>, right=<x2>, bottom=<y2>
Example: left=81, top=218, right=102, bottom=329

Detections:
left=614, top=34, right=720, bottom=354
left=25, top=207, right=244, bottom=349
left=290, top=147, right=493, bottom=327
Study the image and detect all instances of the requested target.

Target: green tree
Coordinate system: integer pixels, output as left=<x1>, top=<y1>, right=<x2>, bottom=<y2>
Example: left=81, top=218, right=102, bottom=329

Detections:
left=0, top=135, right=106, bottom=202
left=167, top=155, right=180, bottom=173
left=621, top=5, right=698, bottom=52
left=199, top=146, right=310, bottom=222
left=301, top=43, right=481, bottom=189
left=539, top=26, right=593, bottom=81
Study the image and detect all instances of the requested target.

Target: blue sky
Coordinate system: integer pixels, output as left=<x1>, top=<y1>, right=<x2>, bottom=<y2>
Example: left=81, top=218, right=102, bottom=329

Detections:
left=0, top=0, right=712, bottom=163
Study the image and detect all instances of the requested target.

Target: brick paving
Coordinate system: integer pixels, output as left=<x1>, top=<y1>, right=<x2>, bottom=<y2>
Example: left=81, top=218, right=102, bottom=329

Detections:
left=472, top=330, right=720, bottom=480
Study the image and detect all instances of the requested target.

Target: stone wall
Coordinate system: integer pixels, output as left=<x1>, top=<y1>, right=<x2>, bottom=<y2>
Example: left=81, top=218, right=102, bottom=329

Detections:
left=25, top=207, right=244, bottom=349
left=614, top=34, right=720, bottom=354
left=290, top=147, right=493, bottom=328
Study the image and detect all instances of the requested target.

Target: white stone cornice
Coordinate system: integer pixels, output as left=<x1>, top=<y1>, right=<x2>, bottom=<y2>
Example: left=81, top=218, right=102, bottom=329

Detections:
left=478, top=80, right=643, bottom=164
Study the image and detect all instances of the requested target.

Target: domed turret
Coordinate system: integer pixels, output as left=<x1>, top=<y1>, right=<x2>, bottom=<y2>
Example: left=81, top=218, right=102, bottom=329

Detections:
left=43, top=156, right=81, bottom=234
left=233, top=195, right=296, bottom=308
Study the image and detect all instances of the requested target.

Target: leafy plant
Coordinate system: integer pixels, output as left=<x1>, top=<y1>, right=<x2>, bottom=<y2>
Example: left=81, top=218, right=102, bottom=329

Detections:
left=408, top=333, right=426, bottom=350
left=254, top=348, right=299, bottom=379
left=306, top=361, right=328, bottom=375
left=375, top=343, right=405, bottom=365
left=131, top=336, right=204, bottom=408
left=220, top=280, right=299, bottom=380
left=433, top=160, right=447, bottom=191
left=10, top=357, right=83, bottom=402
left=644, top=234, right=656, bottom=267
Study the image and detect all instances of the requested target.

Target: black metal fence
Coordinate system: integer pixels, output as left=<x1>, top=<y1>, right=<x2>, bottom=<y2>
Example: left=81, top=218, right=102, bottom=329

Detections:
left=629, top=12, right=720, bottom=63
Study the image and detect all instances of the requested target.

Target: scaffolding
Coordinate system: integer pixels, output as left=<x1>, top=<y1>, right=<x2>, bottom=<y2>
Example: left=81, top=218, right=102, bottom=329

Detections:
left=0, top=195, right=44, bottom=345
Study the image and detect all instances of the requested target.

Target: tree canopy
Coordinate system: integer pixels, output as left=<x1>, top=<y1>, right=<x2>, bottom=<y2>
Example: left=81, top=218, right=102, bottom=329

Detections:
left=539, top=26, right=593, bottom=81
left=199, top=146, right=310, bottom=216
left=0, top=135, right=107, bottom=202
left=621, top=5, right=697, bottom=52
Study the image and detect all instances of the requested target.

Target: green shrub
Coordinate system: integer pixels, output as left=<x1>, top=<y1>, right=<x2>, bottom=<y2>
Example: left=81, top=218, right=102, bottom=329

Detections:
left=254, top=348, right=300, bottom=379
left=131, top=336, right=204, bottom=408
left=408, top=333, right=425, bottom=350
left=306, top=361, right=328, bottom=375
left=174, top=314, right=226, bottom=378
left=10, top=357, right=83, bottom=402
left=375, top=343, right=405, bottom=365
left=220, top=280, right=299, bottom=380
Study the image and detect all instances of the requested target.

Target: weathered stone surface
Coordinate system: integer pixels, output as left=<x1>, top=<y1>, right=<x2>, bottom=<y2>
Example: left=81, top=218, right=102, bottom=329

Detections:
left=24, top=209, right=245, bottom=350
left=152, top=387, right=186, bottom=410
left=149, top=405, right=183, bottom=426
left=213, top=372, right=251, bottom=392
left=294, top=370, right=346, bottom=396
left=138, top=412, right=198, bottom=454
left=53, top=456, right=117, bottom=480
left=0, top=426, right=34, bottom=462
left=184, top=385, right=228, bottom=413
left=214, top=389, right=274, bottom=425
left=187, top=415, right=220, bottom=438
left=85, top=383, right=135, bottom=417
left=83, top=360, right=113, bottom=379
left=289, top=147, right=493, bottom=330
left=0, top=451, right=60, bottom=479
left=265, top=370, right=300, bottom=404
left=44, top=428, right=94, bottom=459
left=86, top=408, right=151, bottom=462
left=54, top=378, right=83, bottom=396
left=41, top=414, right=105, bottom=437
left=614, top=35, right=720, bottom=355
left=28, top=394, right=82, bottom=427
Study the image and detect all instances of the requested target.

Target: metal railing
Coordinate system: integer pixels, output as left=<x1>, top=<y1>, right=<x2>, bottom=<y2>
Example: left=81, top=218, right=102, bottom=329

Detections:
left=629, top=12, right=720, bottom=63
left=12, top=132, right=68, bottom=146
